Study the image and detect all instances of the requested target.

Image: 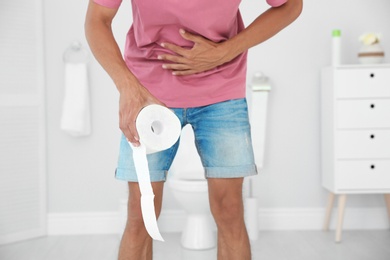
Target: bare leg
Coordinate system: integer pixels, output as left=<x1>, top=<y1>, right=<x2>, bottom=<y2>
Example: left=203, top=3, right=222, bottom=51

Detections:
left=118, top=182, right=164, bottom=260
left=208, top=178, right=251, bottom=260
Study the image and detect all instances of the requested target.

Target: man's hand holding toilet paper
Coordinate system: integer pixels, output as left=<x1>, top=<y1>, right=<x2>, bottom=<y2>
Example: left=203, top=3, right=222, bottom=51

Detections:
left=118, top=79, right=165, bottom=147
left=119, top=86, right=182, bottom=241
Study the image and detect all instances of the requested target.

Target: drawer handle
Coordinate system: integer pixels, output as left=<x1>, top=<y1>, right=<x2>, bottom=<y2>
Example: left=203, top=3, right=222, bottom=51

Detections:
left=370, top=164, right=375, bottom=170
left=370, top=134, right=375, bottom=139
left=370, top=104, right=375, bottom=109
left=370, top=73, right=375, bottom=78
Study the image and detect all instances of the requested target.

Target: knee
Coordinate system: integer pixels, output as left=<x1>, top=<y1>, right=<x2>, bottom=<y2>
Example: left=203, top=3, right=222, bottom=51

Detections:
left=210, top=196, right=244, bottom=226
left=125, top=201, right=146, bottom=233
left=124, top=183, right=163, bottom=234
left=125, top=197, right=163, bottom=235
left=127, top=200, right=142, bottom=220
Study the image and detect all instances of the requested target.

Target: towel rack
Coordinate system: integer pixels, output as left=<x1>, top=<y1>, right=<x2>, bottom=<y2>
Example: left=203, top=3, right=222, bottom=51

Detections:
left=63, top=41, right=89, bottom=64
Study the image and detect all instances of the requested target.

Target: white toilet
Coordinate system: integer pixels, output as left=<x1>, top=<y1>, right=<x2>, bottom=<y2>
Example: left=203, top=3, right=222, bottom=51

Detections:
left=168, top=125, right=216, bottom=250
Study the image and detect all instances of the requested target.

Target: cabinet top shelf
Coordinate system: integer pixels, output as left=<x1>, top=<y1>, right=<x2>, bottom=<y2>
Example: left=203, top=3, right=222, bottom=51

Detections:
left=325, top=64, right=390, bottom=69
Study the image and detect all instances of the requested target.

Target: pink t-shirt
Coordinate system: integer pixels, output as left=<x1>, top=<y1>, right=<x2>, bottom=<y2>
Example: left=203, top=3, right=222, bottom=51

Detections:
left=94, top=0, right=247, bottom=108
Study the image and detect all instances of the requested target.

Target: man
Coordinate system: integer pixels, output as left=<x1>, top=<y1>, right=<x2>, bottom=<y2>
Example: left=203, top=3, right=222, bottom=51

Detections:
left=85, top=0, right=302, bottom=259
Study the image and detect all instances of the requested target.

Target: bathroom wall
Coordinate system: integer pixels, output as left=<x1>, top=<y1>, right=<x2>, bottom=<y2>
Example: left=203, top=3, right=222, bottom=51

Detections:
left=44, top=0, right=390, bottom=228
left=242, top=0, right=390, bottom=209
left=44, top=0, right=132, bottom=213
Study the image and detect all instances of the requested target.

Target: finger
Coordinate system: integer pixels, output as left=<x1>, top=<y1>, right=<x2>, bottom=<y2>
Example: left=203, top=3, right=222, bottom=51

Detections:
left=121, top=125, right=140, bottom=146
left=172, top=69, right=198, bottom=76
left=179, top=29, right=203, bottom=43
left=158, top=53, right=188, bottom=64
left=160, top=42, right=187, bottom=56
left=162, top=63, right=190, bottom=71
left=119, top=116, right=140, bottom=146
left=128, top=123, right=140, bottom=147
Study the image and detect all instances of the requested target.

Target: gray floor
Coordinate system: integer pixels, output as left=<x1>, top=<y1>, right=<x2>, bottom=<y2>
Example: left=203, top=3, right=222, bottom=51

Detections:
left=1, top=231, right=390, bottom=260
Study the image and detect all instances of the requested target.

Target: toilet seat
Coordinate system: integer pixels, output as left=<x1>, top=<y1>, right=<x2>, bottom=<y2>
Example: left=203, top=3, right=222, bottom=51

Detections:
left=168, top=178, right=208, bottom=192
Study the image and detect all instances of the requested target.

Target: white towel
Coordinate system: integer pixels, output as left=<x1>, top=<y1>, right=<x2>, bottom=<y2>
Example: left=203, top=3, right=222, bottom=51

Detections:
left=60, top=63, right=91, bottom=136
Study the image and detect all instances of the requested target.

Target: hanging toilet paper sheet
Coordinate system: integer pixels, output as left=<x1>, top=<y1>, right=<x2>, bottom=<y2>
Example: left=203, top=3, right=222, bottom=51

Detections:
left=128, top=104, right=181, bottom=241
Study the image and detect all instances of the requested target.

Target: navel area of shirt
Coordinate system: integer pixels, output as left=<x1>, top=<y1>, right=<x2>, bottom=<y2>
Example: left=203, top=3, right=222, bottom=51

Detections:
left=125, top=50, right=248, bottom=108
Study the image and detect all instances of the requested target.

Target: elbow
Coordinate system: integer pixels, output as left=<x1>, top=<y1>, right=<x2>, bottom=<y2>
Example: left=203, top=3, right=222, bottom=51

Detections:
left=84, top=13, right=112, bottom=43
left=289, top=0, right=303, bottom=20
left=269, top=0, right=303, bottom=21
left=84, top=3, right=114, bottom=39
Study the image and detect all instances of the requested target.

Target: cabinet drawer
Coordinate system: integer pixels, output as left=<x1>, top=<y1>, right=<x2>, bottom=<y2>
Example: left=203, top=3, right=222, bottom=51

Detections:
left=336, top=160, right=390, bottom=190
left=337, top=99, right=390, bottom=128
left=336, top=68, right=390, bottom=98
left=336, top=130, right=390, bottom=159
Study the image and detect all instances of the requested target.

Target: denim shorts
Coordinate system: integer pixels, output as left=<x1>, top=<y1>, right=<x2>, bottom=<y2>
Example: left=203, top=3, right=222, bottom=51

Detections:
left=115, top=98, right=257, bottom=182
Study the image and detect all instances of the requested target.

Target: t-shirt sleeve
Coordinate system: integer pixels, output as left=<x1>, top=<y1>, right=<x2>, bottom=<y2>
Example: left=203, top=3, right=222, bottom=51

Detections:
left=93, top=0, right=122, bottom=9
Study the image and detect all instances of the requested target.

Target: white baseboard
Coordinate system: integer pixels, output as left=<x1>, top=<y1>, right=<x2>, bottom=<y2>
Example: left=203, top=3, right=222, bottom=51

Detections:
left=257, top=207, right=389, bottom=230
left=47, top=212, right=124, bottom=235
left=47, top=207, right=389, bottom=235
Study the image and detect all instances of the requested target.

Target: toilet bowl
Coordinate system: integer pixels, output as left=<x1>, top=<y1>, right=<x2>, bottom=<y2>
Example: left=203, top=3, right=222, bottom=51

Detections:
left=168, top=178, right=216, bottom=250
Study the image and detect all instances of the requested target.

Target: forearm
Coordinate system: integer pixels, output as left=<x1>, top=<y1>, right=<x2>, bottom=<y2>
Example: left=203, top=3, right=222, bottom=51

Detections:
left=85, top=5, right=138, bottom=93
left=221, top=0, right=303, bottom=62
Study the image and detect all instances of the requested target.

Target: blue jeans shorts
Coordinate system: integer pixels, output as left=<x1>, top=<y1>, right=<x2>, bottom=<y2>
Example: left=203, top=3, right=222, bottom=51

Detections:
left=115, top=98, right=257, bottom=182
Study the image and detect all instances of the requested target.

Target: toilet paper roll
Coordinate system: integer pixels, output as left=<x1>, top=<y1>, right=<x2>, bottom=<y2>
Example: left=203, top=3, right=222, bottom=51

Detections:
left=136, top=105, right=182, bottom=154
left=128, top=104, right=181, bottom=241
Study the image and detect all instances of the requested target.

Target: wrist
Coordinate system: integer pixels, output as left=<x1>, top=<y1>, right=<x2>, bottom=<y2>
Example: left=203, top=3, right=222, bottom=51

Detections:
left=218, top=38, right=245, bottom=64
left=115, top=73, right=140, bottom=94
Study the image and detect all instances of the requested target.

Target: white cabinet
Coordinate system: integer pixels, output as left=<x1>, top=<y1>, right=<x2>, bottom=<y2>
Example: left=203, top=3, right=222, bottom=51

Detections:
left=320, top=65, right=390, bottom=242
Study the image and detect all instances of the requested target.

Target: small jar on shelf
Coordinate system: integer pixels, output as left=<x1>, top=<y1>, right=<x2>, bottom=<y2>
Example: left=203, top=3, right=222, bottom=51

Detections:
left=358, top=33, right=385, bottom=64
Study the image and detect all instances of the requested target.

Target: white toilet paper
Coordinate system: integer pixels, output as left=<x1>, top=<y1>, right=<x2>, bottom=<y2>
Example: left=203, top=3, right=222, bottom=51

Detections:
left=136, top=105, right=182, bottom=154
left=128, top=104, right=181, bottom=241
